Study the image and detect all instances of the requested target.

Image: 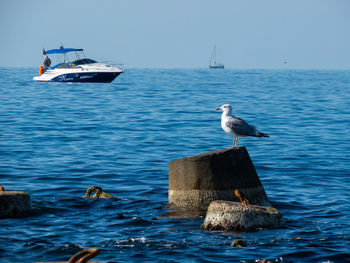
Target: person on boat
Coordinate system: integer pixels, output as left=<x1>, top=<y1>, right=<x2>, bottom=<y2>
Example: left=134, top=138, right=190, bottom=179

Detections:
left=43, top=55, right=51, bottom=70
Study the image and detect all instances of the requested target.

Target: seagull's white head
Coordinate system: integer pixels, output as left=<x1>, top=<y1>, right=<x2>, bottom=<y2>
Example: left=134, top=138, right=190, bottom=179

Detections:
left=216, top=104, right=232, bottom=114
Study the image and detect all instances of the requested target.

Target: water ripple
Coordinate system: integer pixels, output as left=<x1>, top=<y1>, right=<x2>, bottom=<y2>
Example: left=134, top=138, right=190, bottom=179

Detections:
left=0, top=69, right=349, bottom=262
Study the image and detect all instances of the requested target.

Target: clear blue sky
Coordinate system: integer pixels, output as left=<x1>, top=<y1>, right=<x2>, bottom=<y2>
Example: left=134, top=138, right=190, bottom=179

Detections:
left=1, top=0, right=349, bottom=69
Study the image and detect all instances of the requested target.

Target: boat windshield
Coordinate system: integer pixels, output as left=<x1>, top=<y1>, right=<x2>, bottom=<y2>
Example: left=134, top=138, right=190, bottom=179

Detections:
left=52, top=63, right=78, bottom=69
left=72, top=59, right=97, bottom=65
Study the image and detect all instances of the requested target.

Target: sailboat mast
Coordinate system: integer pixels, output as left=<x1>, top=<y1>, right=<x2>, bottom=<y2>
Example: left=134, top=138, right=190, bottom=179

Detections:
left=213, top=45, right=216, bottom=64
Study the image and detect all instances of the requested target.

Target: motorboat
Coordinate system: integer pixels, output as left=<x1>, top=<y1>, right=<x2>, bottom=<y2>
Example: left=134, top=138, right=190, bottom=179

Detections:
left=209, top=45, right=224, bottom=69
left=33, top=47, right=124, bottom=83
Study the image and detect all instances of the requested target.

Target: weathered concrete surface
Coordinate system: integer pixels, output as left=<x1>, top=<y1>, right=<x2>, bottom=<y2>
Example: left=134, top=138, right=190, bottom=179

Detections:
left=201, top=200, right=284, bottom=232
left=169, top=147, right=270, bottom=209
left=0, top=190, right=32, bottom=218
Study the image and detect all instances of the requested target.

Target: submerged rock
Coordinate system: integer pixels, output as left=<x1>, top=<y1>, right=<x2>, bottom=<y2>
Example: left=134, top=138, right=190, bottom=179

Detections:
left=201, top=200, right=283, bottom=232
left=230, top=239, right=247, bottom=247
left=0, top=187, right=32, bottom=218
left=67, top=248, right=100, bottom=263
left=36, top=248, right=100, bottom=263
left=84, top=185, right=117, bottom=199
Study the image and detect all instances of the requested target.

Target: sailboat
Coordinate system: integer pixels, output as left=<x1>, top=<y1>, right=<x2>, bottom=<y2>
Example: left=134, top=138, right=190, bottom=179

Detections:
left=209, top=45, right=224, bottom=69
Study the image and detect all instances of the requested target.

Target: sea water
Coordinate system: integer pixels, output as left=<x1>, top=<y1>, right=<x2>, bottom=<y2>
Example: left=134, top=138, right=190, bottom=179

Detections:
left=0, top=68, right=349, bottom=262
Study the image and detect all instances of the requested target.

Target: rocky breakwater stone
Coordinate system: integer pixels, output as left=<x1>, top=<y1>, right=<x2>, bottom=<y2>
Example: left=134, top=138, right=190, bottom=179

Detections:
left=0, top=190, right=32, bottom=218
left=169, top=147, right=270, bottom=209
left=201, top=200, right=284, bottom=232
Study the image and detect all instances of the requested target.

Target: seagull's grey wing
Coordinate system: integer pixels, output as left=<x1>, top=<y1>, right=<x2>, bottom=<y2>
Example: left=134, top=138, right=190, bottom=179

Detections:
left=226, top=116, right=259, bottom=136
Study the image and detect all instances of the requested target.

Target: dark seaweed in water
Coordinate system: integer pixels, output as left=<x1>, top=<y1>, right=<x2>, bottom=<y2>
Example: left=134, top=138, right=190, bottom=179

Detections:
left=0, top=68, right=349, bottom=262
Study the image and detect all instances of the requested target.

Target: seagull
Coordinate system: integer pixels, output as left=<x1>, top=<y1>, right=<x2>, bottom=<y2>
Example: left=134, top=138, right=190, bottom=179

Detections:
left=216, top=104, right=269, bottom=147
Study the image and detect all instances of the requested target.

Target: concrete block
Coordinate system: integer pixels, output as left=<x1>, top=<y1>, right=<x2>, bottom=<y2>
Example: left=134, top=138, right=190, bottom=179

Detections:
left=0, top=190, right=32, bottom=218
left=169, top=147, right=270, bottom=209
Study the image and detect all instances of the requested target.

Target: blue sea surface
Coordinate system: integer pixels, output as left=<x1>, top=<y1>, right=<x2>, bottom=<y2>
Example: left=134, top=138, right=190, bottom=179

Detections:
left=0, top=68, right=349, bottom=263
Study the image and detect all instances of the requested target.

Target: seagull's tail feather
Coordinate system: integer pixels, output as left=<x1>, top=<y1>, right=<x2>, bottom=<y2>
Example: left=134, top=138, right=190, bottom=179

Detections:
left=258, top=132, right=269, bottom=138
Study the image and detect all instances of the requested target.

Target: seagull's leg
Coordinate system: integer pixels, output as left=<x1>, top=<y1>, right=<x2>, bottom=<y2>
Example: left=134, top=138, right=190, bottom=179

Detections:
left=234, top=137, right=238, bottom=147
left=233, top=136, right=237, bottom=147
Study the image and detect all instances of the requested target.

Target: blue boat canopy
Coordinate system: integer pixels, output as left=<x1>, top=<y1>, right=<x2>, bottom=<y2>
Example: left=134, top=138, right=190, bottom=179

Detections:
left=45, top=48, right=83, bottom=55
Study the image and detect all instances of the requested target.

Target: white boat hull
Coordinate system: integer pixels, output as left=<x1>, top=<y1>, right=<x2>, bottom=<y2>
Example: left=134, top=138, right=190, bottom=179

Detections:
left=33, top=63, right=124, bottom=83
